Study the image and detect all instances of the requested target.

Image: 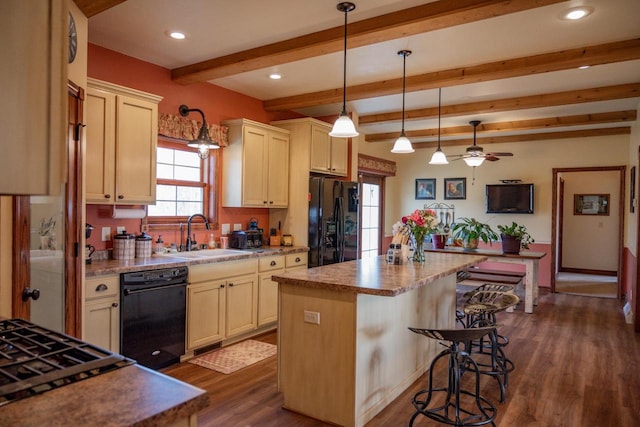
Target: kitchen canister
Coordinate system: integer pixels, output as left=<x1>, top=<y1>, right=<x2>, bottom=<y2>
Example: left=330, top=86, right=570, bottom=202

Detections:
left=113, top=231, right=135, bottom=260
left=135, top=232, right=152, bottom=258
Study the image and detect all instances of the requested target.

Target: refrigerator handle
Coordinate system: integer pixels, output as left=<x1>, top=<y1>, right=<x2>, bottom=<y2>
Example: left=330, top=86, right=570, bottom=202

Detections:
left=336, top=197, right=345, bottom=262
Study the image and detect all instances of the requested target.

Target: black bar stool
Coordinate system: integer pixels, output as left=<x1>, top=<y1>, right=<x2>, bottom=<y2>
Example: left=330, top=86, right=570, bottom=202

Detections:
left=462, top=287, right=519, bottom=403
left=407, top=327, right=498, bottom=427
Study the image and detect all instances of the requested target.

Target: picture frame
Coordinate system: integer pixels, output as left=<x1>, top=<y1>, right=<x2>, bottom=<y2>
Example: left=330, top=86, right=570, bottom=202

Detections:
left=444, top=178, right=466, bottom=200
left=574, top=194, right=609, bottom=216
left=415, top=178, right=436, bottom=200
left=631, top=166, right=636, bottom=214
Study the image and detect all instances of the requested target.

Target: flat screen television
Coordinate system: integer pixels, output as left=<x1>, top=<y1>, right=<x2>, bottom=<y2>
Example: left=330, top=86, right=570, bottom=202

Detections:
left=486, top=184, right=534, bottom=214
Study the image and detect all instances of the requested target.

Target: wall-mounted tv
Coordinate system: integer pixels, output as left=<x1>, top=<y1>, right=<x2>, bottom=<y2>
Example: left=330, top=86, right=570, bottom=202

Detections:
left=486, top=184, right=534, bottom=214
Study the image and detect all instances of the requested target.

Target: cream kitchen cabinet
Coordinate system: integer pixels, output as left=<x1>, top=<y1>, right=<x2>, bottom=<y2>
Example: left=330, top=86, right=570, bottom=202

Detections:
left=0, top=0, right=66, bottom=195
left=257, top=255, right=285, bottom=326
left=187, top=259, right=258, bottom=351
left=221, top=119, right=290, bottom=208
left=285, top=252, right=308, bottom=272
left=309, top=122, right=348, bottom=177
left=86, top=78, right=162, bottom=204
left=84, top=275, right=120, bottom=352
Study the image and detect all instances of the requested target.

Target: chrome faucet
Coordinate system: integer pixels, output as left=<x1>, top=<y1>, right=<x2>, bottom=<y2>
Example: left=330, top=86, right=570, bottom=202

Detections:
left=185, top=214, right=210, bottom=251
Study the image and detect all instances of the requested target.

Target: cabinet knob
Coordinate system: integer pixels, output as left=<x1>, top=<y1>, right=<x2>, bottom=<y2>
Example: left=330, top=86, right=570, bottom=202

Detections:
left=269, top=201, right=273, bottom=204
left=96, top=284, right=108, bottom=292
left=295, top=257, right=301, bottom=262
left=263, top=201, right=268, bottom=204
left=228, top=283, right=234, bottom=287
left=118, top=195, right=124, bottom=199
left=220, top=284, right=225, bottom=288
left=111, top=302, right=119, bottom=308
left=104, top=194, right=111, bottom=199
left=270, top=260, right=277, bottom=266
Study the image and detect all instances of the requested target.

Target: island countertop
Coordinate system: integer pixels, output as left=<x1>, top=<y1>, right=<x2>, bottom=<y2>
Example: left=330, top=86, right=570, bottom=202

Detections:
left=272, top=251, right=487, bottom=296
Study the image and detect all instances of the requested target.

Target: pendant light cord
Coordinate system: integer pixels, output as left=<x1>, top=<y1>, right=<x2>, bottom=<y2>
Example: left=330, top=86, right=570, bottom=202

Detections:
left=341, top=7, right=348, bottom=115
left=437, top=87, right=441, bottom=149
left=401, top=52, right=406, bottom=135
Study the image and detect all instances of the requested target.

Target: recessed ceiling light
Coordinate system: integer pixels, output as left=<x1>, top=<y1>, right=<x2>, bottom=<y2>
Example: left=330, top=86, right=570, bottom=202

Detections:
left=578, top=65, right=591, bottom=70
left=269, top=73, right=282, bottom=80
left=168, top=31, right=186, bottom=40
left=561, top=6, right=594, bottom=20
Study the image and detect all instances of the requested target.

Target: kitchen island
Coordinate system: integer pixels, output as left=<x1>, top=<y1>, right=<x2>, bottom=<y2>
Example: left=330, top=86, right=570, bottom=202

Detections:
left=272, top=252, right=487, bottom=427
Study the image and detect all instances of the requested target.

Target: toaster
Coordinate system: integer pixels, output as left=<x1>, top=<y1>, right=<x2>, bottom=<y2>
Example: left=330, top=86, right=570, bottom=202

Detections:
left=229, top=229, right=263, bottom=249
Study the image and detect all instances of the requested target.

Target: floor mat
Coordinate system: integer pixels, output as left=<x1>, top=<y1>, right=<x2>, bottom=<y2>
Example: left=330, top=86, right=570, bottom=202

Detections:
left=189, top=340, right=277, bottom=374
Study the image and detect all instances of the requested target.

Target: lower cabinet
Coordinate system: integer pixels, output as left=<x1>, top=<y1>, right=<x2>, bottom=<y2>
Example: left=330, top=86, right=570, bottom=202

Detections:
left=84, top=275, right=120, bottom=352
left=258, top=256, right=285, bottom=326
left=187, top=259, right=258, bottom=351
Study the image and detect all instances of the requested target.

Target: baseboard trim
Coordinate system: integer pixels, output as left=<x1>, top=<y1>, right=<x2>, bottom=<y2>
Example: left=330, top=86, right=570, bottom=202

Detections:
left=559, top=267, right=617, bottom=276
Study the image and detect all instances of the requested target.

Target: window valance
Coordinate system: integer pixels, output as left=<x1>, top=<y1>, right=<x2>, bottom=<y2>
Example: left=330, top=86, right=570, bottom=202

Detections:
left=158, top=113, right=228, bottom=147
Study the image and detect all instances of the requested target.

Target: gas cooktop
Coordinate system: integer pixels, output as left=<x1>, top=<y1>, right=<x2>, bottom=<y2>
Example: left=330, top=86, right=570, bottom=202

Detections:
left=0, top=318, right=133, bottom=406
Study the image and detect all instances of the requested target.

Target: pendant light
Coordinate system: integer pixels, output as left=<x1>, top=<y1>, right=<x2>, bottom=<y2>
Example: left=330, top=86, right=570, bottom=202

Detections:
left=329, top=2, right=359, bottom=138
left=429, top=87, right=448, bottom=164
left=463, top=120, right=485, bottom=167
left=179, top=104, right=219, bottom=159
left=391, top=50, right=414, bottom=153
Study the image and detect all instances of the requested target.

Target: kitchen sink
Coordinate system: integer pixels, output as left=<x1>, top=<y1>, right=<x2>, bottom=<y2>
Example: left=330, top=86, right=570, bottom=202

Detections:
left=167, top=249, right=248, bottom=259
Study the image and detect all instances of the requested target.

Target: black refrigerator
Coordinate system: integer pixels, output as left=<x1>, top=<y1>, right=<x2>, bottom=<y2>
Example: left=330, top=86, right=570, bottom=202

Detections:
left=308, top=177, right=359, bottom=268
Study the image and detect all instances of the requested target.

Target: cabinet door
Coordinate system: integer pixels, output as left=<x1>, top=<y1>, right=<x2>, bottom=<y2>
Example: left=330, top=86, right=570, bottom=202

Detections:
left=241, top=126, right=269, bottom=207
left=85, top=298, right=119, bottom=352
left=267, top=133, right=289, bottom=207
left=86, top=88, right=116, bottom=203
left=226, top=274, right=258, bottom=337
left=258, top=270, right=282, bottom=326
left=187, top=281, right=226, bottom=350
left=330, top=136, right=349, bottom=176
left=115, top=95, right=157, bottom=204
left=310, top=125, right=331, bottom=173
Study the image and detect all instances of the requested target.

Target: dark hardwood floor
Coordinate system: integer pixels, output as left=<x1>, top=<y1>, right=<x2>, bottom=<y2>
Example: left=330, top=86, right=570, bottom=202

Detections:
left=163, top=290, right=640, bottom=426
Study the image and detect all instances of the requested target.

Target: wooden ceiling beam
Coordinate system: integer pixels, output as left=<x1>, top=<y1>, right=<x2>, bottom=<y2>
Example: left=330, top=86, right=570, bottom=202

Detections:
left=360, top=83, right=640, bottom=124
left=366, top=111, right=637, bottom=142
left=264, top=39, right=640, bottom=111
left=73, top=0, right=127, bottom=17
left=406, top=127, right=631, bottom=149
left=170, top=0, right=566, bottom=84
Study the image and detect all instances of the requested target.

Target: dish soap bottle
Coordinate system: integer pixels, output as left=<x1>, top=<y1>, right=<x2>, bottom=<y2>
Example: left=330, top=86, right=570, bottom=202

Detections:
left=208, top=233, right=216, bottom=249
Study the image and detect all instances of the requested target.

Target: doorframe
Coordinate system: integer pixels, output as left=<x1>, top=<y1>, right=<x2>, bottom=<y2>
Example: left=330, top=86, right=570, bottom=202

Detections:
left=358, top=173, right=386, bottom=256
left=551, top=166, right=625, bottom=297
left=11, top=81, right=84, bottom=337
left=635, top=146, right=639, bottom=332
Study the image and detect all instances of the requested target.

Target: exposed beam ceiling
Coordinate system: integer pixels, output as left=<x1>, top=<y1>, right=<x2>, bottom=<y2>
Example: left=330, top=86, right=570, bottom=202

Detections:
left=264, top=39, right=640, bottom=111
left=73, top=0, right=127, bottom=17
left=170, top=0, right=567, bottom=84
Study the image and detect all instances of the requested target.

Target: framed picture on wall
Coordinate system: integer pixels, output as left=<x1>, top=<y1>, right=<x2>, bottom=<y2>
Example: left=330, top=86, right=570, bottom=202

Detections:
left=574, top=194, right=609, bottom=215
left=415, top=179, right=436, bottom=200
left=444, top=178, right=466, bottom=200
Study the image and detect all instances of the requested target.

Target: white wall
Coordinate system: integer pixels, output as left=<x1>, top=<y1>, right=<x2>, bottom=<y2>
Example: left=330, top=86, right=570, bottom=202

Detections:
left=627, top=101, right=640, bottom=257
left=359, top=134, right=630, bottom=245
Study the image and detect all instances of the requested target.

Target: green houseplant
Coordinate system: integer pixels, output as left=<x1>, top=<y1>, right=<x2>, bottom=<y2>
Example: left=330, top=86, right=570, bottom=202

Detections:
left=497, top=222, right=535, bottom=254
left=451, top=217, right=498, bottom=250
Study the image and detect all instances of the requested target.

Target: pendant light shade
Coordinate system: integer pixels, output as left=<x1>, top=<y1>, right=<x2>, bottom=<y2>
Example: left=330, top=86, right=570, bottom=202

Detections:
left=429, top=87, right=448, bottom=164
left=391, top=49, right=414, bottom=153
left=330, top=2, right=358, bottom=138
left=179, top=104, right=219, bottom=159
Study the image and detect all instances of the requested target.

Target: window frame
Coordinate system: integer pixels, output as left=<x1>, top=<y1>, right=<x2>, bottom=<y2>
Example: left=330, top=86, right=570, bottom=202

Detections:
left=145, top=137, right=219, bottom=231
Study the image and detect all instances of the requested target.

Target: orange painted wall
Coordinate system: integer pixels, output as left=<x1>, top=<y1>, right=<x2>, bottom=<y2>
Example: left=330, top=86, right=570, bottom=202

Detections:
left=86, top=44, right=296, bottom=250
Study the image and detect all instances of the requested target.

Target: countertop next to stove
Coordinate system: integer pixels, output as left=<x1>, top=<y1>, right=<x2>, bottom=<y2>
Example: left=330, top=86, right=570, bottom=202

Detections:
left=0, top=364, right=208, bottom=426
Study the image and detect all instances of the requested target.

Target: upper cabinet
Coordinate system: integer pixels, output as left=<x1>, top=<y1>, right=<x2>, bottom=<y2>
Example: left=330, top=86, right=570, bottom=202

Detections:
left=0, top=0, right=66, bottom=195
left=309, top=122, right=348, bottom=177
left=222, top=119, right=290, bottom=208
left=86, top=78, right=162, bottom=205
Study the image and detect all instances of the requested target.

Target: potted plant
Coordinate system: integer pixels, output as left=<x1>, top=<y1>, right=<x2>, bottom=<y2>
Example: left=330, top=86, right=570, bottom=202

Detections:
left=451, top=217, right=498, bottom=250
left=497, top=222, right=535, bottom=254
left=430, top=225, right=448, bottom=249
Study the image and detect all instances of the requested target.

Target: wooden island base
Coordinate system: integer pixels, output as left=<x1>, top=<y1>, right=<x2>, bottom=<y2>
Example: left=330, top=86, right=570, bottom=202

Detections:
left=274, top=253, right=486, bottom=427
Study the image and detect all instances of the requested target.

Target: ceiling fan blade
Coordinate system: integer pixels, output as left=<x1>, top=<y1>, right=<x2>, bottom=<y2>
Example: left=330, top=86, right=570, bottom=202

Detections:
left=485, top=156, right=501, bottom=161
left=485, top=152, right=514, bottom=157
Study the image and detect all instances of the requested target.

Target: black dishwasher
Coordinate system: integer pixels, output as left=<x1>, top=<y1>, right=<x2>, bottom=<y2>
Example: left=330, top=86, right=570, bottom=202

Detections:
left=120, top=266, right=188, bottom=370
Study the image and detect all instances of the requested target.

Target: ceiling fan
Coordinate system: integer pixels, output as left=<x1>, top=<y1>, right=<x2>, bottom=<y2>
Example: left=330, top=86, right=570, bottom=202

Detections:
left=450, top=120, right=513, bottom=166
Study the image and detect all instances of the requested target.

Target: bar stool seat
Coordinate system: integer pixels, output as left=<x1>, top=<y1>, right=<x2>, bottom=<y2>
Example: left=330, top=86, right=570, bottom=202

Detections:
left=408, top=327, right=498, bottom=427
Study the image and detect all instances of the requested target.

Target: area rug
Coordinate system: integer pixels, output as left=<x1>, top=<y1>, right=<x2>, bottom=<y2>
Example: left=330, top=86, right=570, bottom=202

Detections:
left=189, top=340, right=277, bottom=374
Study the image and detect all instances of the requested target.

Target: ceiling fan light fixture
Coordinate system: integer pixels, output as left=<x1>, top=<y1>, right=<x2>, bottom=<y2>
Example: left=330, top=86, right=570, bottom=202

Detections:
left=463, top=156, right=485, bottom=167
left=391, top=134, right=414, bottom=153
left=330, top=2, right=359, bottom=139
left=429, top=87, right=448, bottom=164
left=179, top=104, right=220, bottom=159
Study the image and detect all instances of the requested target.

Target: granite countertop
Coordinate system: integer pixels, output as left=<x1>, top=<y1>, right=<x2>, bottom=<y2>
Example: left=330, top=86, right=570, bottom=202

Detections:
left=0, top=365, right=208, bottom=426
left=272, top=252, right=487, bottom=297
left=86, top=246, right=308, bottom=277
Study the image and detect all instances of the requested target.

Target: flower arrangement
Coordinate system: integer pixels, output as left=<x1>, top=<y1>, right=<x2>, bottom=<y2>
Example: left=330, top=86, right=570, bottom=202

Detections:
left=398, top=209, right=439, bottom=262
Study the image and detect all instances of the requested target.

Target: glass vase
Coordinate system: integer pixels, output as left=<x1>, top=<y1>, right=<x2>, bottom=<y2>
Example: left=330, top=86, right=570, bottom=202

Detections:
left=412, top=230, right=427, bottom=263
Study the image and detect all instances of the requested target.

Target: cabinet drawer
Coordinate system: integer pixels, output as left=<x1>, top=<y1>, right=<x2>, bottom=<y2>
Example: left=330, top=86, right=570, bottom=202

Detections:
left=259, top=255, right=285, bottom=272
left=85, top=275, right=119, bottom=300
left=189, top=259, right=257, bottom=283
left=285, top=253, right=308, bottom=269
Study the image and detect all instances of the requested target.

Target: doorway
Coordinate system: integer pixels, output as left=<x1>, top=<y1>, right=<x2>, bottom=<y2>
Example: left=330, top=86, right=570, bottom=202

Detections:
left=12, top=81, right=84, bottom=336
left=359, top=174, right=385, bottom=258
left=551, top=166, right=625, bottom=298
